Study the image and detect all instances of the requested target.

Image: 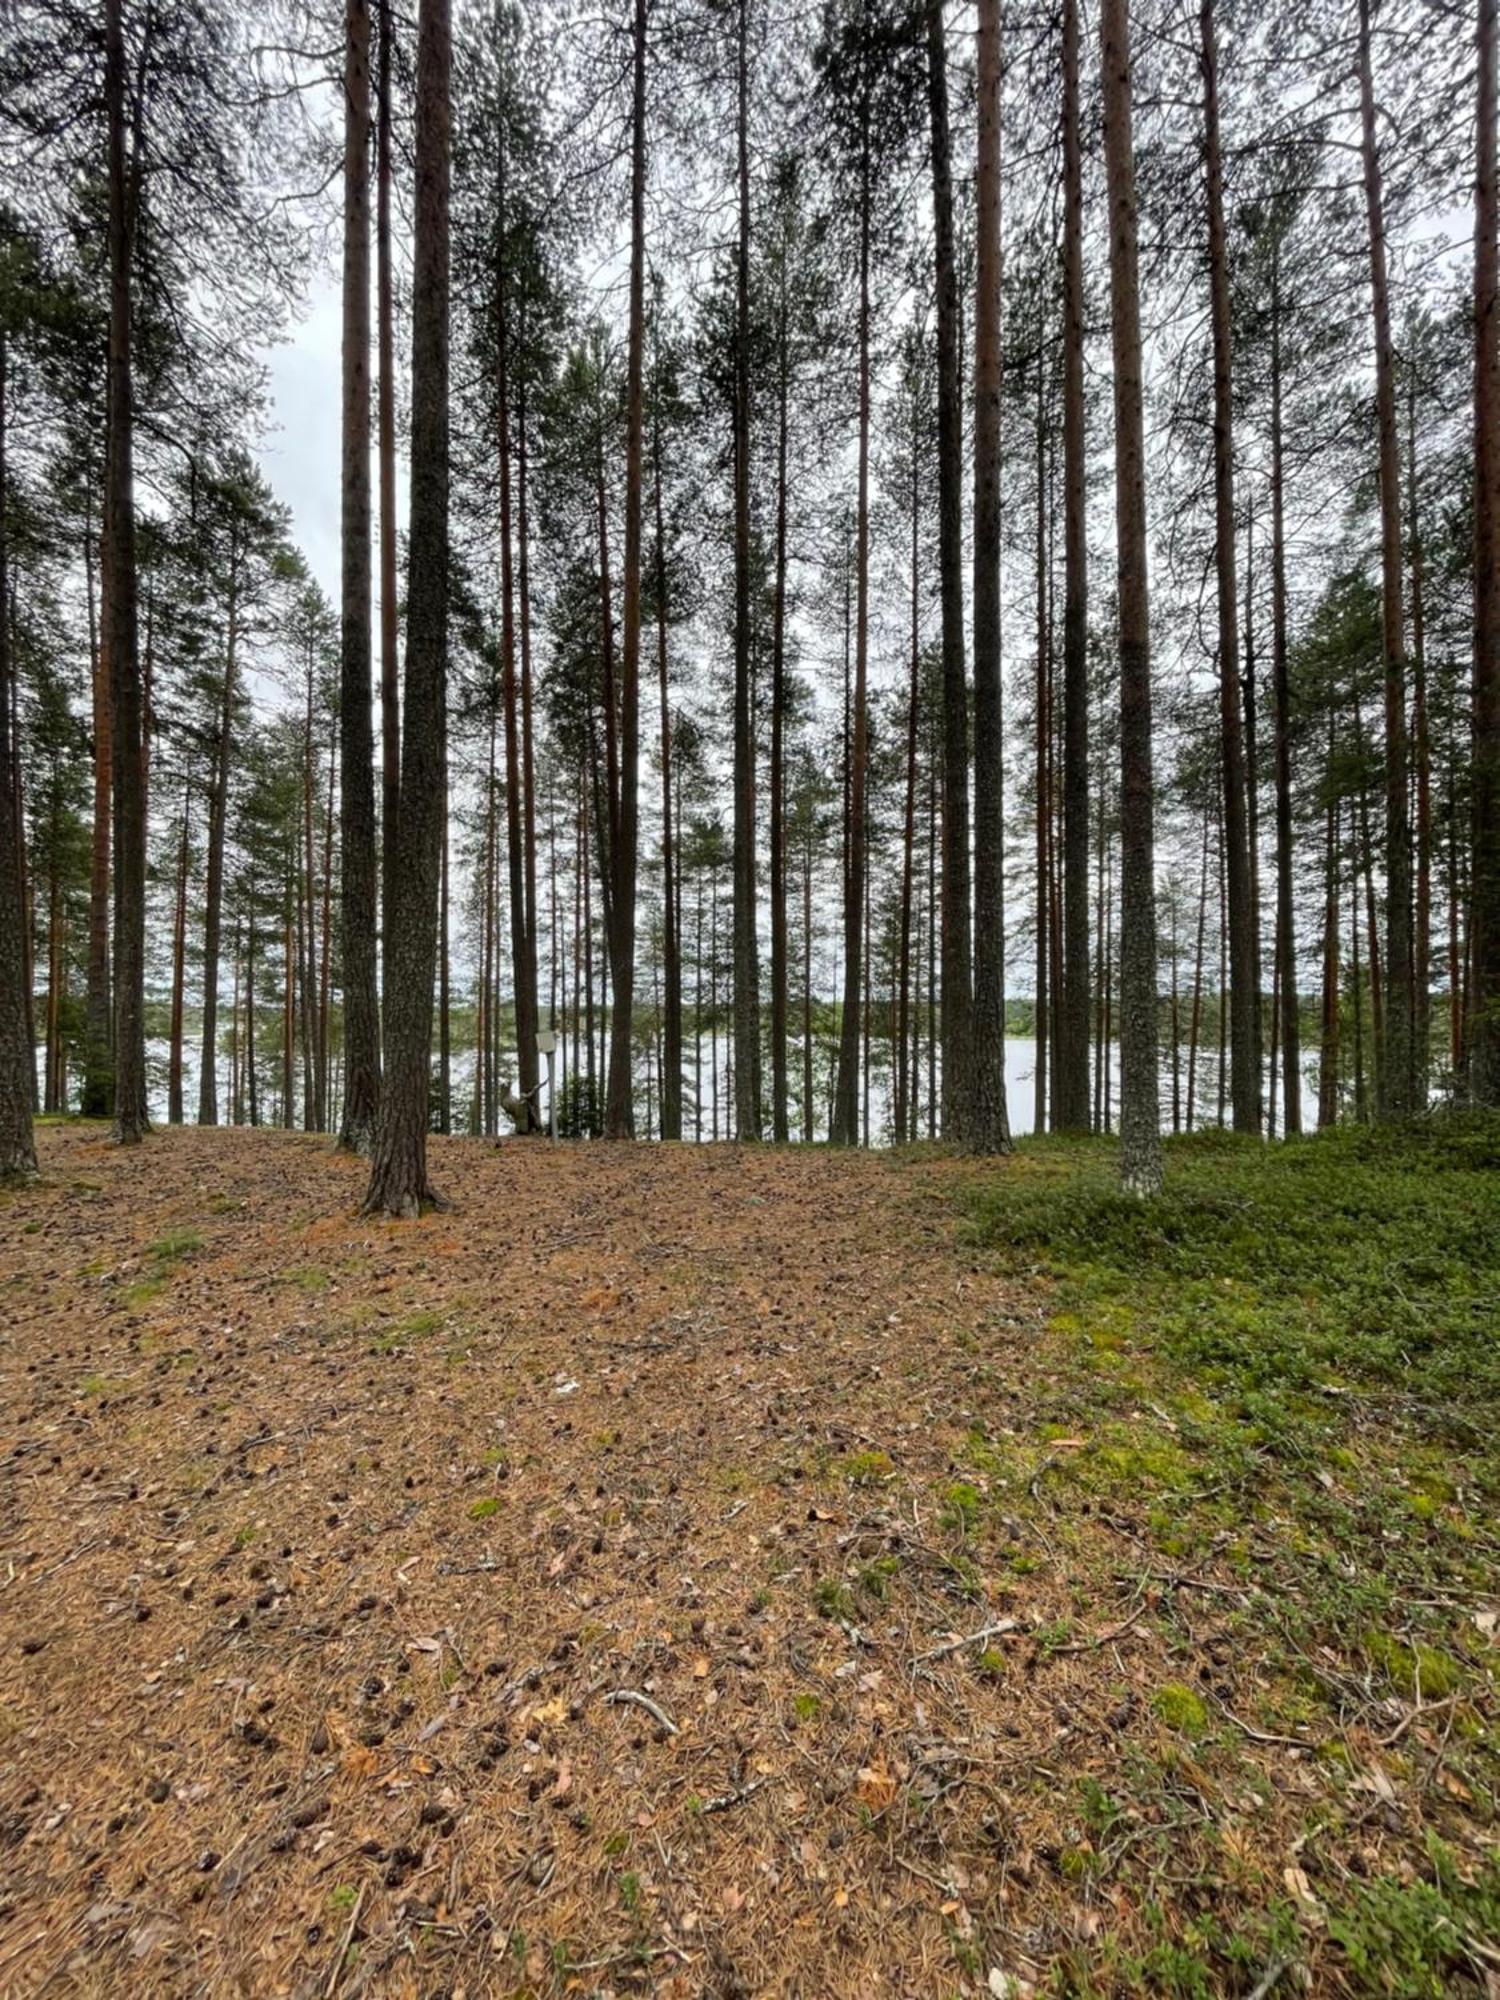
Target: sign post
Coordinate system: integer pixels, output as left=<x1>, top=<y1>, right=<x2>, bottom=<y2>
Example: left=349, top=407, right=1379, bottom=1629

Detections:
left=536, top=1029, right=558, bottom=1141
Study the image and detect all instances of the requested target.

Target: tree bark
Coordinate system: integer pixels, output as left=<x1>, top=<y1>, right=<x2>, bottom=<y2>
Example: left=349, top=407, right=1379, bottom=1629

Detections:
left=655, top=329, right=683, bottom=1139
left=197, top=533, right=238, bottom=1125
left=82, top=496, right=112, bottom=1119
left=607, top=0, right=646, bottom=1138
left=926, top=0, right=972, bottom=1138
left=105, top=0, right=148, bottom=1147
left=1472, top=0, right=1500, bottom=1103
left=246, top=898, right=259, bottom=1128
left=969, top=0, right=1011, bottom=1154
left=168, top=792, right=190, bottom=1124
left=363, top=0, right=450, bottom=1216
left=1270, top=242, right=1301, bottom=1133
left=0, top=334, right=38, bottom=1179
left=1056, top=0, right=1091, bottom=1132
left=895, top=375, right=921, bottom=1147
left=340, top=0, right=382, bottom=1154
left=377, top=0, right=400, bottom=943
left=731, top=0, right=760, bottom=1139
left=1035, top=357, right=1051, bottom=1137
left=1200, top=0, right=1257, bottom=1134
left=1357, top=0, right=1415, bottom=1117
left=768, top=269, right=790, bottom=1143
left=1187, top=807, right=1209, bottom=1129
left=518, top=366, right=541, bottom=1083
left=1101, top=0, right=1161, bottom=1193
left=1405, top=371, right=1431, bottom=1097
left=833, top=125, right=873, bottom=1148
left=496, top=138, right=538, bottom=1106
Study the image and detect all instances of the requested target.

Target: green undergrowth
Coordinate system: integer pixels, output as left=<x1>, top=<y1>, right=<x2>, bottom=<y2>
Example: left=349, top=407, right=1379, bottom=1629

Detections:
left=968, top=1115, right=1500, bottom=1500
left=962, top=1117, right=1500, bottom=1994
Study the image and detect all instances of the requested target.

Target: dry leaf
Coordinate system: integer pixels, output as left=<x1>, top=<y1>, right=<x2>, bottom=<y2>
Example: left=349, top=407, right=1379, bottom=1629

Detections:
left=1283, top=1865, right=1326, bottom=1927
left=855, top=1763, right=898, bottom=1812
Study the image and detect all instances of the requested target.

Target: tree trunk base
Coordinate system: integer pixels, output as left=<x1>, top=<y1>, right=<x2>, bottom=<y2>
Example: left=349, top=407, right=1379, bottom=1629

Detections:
left=359, top=1166, right=449, bottom=1219
left=966, top=1128, right=1014, bottom=1158
left=1120, top=1158, right=1163, bottom=1198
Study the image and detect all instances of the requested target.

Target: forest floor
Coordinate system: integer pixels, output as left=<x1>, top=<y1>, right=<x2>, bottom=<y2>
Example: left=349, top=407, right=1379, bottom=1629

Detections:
left=0, top=1120, right=1497, bottom=2000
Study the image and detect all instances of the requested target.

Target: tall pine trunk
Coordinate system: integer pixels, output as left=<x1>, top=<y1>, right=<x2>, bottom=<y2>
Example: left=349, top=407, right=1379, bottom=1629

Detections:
left=833, top=128, right=873, bottom=1146
left=496, top=139, right=538, bottom=1105
left=1269, top=243, right=1301, bottom=1133
left=340, top=0, right=382, bottom=1153
left=198, top=537, right=238, bottom=1125
left=168, top=793, right=189, bottom=1124
left=363, top=0, right=450, bottom=1216
left=607, top=0, right=646, bottom=1137
left=0, top=334, right=37, bottom=1180
left=895, top=384, right=921, bottom=1146
left=969, top=0, right=1011, bottom=1153
left=1101, top=0, right=1162, bottom=1193
left=105, top=0, right=148, bottom=1147
left=1357, top=0, right=1415, bottom=1118
left=1399, top=376, right=1429, bottom=1103
left=926, top=0, right=972, bottom=1137
left=1200, top=0, right=1257, bottom=1134
left=1035, top=359, right=1051, bottom=1137
left=653, top=332, right=682, bottom=1139
left=377, top=0, right=400, bottom=943
left=82, top=498, right=111, bottom=1119
left=1056, top=0, right=1091, bottom=1131
left=768, top=274, right=790, bottom=1143
left=731, top=0, right=760, bottom=1139
left=1473, top=0, right=1500, bottom=1103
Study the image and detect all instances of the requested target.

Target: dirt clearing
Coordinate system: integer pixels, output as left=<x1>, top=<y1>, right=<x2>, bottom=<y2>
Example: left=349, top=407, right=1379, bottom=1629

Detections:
left=0, top=1127, right=1493, bottom=1998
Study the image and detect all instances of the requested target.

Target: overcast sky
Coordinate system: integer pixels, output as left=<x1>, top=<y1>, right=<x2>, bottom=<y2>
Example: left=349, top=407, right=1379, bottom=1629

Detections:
left=258, top=273, right=397, bottom=607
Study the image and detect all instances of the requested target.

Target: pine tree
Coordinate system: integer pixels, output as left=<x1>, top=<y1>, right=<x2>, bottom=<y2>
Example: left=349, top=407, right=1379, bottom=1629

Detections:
left=364, top=0, right=451, bottom=1216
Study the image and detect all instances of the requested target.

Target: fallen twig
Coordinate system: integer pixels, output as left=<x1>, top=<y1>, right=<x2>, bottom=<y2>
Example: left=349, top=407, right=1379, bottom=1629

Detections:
left=699, top=1776, right=766, bottom=1814
left=1246, top=1958, right=1289, bottom=2000
left=604, top=1687, right=679, bottom=1734
left=1213, top=1697, right=1313, bottom=1751
left=1376, top=1689, right=1468, bottom=1747
left=323, top=1882, right=366, bottom=1998
left=1047, top=1602, right=1149, bottom=1655
left=914, top=1618, right=1019, bottom=1664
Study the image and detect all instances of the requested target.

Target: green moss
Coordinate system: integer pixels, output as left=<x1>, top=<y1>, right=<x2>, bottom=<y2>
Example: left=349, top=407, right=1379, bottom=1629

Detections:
left=856, top=1554, right=901, bottom=1600
left=960, top=1428, right=1009, bottom=1478
left=1152, top=1682, right=1210, bottom=1736
left=813, top=1577, right=855, bottom=1621
left=78, top=1372, right=124, bottom=1398
left=469, top=1496, right=502, bottom=1521
left=834, top=1449, right=895, bottom=1486
left=939, top=1481, right=982, bottom=1533
left=1364, top=1630, right=1464, bottom=1699
left=146, top=1229, right=203, bottom=1263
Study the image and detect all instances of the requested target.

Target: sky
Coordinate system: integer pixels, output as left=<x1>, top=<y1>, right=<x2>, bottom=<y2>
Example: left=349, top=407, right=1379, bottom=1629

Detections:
left=257, top=274, right=355, bottom=605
